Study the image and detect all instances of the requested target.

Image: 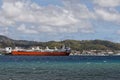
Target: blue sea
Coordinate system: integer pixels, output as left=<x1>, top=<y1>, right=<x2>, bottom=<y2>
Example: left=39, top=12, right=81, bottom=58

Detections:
left=0, top=56, right=120, bottom=80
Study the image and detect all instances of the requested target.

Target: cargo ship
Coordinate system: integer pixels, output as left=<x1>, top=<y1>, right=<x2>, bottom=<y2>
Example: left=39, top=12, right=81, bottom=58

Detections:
left=5, top=46, right=71, bottom=56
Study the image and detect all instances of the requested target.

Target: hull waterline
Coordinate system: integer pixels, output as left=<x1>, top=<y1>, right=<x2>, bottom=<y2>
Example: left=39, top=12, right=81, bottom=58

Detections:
left=11, top=51, right=70, bottom=56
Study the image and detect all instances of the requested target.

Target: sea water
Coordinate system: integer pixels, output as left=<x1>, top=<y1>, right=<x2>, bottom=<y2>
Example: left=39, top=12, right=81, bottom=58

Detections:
left=0, top=56, right=120, bottom=80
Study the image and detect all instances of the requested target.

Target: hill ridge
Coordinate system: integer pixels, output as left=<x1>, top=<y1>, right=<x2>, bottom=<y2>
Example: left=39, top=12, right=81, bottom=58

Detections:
left=0, top=35, right=120, bottom=50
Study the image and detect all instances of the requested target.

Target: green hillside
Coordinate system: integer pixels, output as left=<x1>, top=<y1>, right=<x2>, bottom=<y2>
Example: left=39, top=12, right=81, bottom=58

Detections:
left=0, top=35, right=120, bottom=51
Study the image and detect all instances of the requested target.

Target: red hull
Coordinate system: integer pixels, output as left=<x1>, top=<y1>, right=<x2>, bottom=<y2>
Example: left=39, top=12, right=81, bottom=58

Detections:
left=11, top=51, right=70, bottom=56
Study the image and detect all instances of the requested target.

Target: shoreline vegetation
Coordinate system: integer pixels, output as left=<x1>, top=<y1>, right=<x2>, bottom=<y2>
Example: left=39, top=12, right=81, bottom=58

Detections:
left=0, top=35, right=120, bottom=56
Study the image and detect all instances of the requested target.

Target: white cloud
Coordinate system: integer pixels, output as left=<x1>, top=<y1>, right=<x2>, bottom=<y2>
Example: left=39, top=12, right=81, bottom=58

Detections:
left=93, top=0, right=120, bottom=7
left=0, top=0, right=94, bottom=34
left=1, top=0, right=120, bottom=41
left=0, top=16, right=15, bottom=26
left=92, top=0, right=120, bottom=24
left=92, top=0, right=120, bottom=38
left=94, top=8, right=120, bottom=22
left=17, top=24, right=38, bottom=34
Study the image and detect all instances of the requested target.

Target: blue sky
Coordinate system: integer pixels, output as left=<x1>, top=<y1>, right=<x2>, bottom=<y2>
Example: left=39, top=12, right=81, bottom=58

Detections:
left=0, top=0, right=120, bottom=42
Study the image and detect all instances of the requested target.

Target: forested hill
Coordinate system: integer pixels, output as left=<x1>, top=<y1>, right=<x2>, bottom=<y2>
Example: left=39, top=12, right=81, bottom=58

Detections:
left=0, top=35, right=120, bottom=51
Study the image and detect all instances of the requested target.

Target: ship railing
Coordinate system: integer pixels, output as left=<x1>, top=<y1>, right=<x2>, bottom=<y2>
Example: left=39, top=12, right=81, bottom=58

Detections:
left=13, top=47, right=26, bottom=51
left=11, top=46, right=71, bottom=52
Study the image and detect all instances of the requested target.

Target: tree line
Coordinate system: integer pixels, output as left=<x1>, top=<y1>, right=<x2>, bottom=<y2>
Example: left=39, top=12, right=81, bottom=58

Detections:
left=0, top=35, right=120, bottom=51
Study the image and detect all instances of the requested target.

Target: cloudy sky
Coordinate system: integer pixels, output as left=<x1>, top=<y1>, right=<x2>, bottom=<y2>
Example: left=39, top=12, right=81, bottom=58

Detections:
left=0, top=0, right=120, bottom=42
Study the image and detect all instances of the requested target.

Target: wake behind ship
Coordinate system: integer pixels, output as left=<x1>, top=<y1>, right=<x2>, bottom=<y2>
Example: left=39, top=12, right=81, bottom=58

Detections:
left=5, top=46, right=71, bottom=56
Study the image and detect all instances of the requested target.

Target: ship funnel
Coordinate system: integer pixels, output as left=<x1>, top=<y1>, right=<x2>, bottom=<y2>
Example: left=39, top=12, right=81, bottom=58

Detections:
left=62, top=45, right=65, bottom=49
left=36, top=46, right=40, bottom=50
left=46, top=46, right=49, bottom=50
left=15, top=47, right=19, bottom=51
left=5, top=47, right=12, bottom=53
left=54, top=47, right=58, bottom=50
